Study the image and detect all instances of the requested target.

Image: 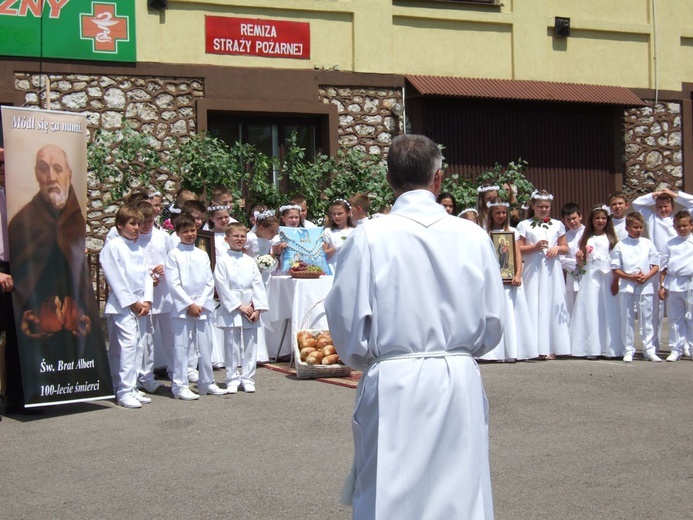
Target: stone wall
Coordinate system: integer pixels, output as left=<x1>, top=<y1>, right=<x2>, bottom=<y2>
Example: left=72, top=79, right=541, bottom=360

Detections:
left=318, top=86, right=403, bottom=155
left=14, top=72, right=204, bottom=250
left=623, top=100, right=682, bottom=198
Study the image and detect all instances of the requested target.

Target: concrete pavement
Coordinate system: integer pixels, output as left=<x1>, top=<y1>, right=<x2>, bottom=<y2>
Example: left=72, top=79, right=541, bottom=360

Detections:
left=1, top=355, right=692, bottom=519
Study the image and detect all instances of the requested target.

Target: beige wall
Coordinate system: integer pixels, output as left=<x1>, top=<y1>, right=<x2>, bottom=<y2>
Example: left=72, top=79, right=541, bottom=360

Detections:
left=139, top=0, right=693, bottom=90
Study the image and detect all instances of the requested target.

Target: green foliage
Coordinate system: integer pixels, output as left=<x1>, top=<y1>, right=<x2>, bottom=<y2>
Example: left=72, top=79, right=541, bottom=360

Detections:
left=441, top=158, right=534, bottom=214
left=88, top=125, right=163, bottom=201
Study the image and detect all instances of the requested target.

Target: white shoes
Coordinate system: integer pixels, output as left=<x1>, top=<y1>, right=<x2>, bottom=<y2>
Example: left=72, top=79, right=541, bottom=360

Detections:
left=174, top=388, right=199, bottom=401
left=666, top=351, right=681, bottom=362
left=137, top=379, right=162, bottom=394
left=623, top=353, right=634, bottom=363
left=683, top=346, right=692, bottom=358
left=242, top=383, right=256, bottom=393
left=199, top=383, right=228, bottom=396
left=132, top=392, right=152, bottom=404
left=118, top=395, right=143, bottom=409
left=187, top=370, right=199, bottom=383
left=226, top=384, right=239, bottom=394
left=645, top=353, right=662, bottom=362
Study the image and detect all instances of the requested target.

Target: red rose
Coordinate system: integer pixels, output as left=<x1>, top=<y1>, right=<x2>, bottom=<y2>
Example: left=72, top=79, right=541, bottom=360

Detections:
left=543, top=217, right=550, bottom=223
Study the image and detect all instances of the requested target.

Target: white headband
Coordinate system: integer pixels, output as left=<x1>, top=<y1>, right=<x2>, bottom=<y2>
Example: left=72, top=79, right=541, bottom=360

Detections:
left=148, top=191, right=162, bottom=199
left=332, top=198, right=352, bottom=209
left=207, top=204, right=230, bottom=212
left=168, top=206, right=181, bottom=215
left=477, top=185, right=499, bottom=194
left=530, top=190, right=554, bottom=201
left=458, top=208, right=478, bottom=217
left=279, top=204, right=302, bottom=214
left=487, top=201, right=510, bottom=208
left=597, top=205, right=611, bottom=216
left=254, top=209, right=276, bottom=221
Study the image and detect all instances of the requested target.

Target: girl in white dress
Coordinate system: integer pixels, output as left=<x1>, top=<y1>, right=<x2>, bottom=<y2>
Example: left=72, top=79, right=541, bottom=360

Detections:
left=322, top=199, right=355, bottom=273
left=475, top=184, right=499, bottom=230
left=480, top=199, right=538, bottom=361
left=569, top=205, right=623, bottom=358
left=517, top=190, right=571, bottom=358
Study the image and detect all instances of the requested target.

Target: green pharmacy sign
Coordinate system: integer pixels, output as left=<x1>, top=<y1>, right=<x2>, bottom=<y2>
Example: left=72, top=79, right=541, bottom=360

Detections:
left=0, top=0, right=136, bottom=62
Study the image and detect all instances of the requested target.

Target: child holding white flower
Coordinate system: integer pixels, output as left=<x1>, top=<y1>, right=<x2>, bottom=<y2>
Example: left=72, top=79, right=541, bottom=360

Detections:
left=322, top=199, right=355, bottom=273
left=569, top=205, right=623, bottom=359
left=517, top=190, right=571, bottom=358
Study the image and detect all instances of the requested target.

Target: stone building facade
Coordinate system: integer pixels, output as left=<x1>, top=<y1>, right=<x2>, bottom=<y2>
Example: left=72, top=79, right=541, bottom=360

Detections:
left=623, top=101, right=683, bottom=198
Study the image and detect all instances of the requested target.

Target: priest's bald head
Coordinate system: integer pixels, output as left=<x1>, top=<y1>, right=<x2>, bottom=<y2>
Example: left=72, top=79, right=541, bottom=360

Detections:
left=387, top=134, right=444, bottom=197
left=35, top=144, right=73, bottom=212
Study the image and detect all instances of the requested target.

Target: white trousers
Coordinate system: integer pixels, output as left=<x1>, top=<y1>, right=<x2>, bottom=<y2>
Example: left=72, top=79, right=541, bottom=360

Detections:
left=172, top=317, right=214, bottom=395
left=620, top=293, right=655, bottom=356
left=666, top=291, right=693, bottom=354
left=151, top=312, right=174, bottom=376
left=223, top=327, right=258, bottom=387
left=108, top=313, right=148, bottom=400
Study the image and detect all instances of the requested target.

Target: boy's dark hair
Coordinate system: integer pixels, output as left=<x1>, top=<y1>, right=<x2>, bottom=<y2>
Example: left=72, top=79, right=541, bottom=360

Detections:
left=124, top=191, right=150, bottom=205
left=561, top=202, right=581, bottom=218
left=115, top=204, right=144, bottom=228
left=181, top=199, right=206, bottom=215
left=607, top=191, right=628, bottom=204
left=655, top=192, right=674, bottom=204
left=673, top=210, right=692, bottom=224
left=290, top=195, right=307, bottom=205
left=136, top=200, right=154, bottom=220
left=626, top=212, right=645, bottom=227
left=212, top=186, right=232, bottom=201
left=175, top=213, right=197, bottom=232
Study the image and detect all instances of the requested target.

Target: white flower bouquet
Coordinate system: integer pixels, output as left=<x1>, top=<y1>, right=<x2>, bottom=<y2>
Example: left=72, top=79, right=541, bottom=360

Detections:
left=256, top=254, right=277, bottom=272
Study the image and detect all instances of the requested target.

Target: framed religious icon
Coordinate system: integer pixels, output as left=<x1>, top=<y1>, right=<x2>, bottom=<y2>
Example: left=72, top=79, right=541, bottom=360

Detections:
left=491, top=231, right=515, bottom=283
left=195, top=230, right=216, bottom=272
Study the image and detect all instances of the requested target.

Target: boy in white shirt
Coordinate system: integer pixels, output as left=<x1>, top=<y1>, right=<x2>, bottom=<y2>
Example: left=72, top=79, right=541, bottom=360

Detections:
left=559, top=203, right=585, bottom=315
left=349, top=193, right=370, bottom=226
left=610, top=212, right=661, bottom=362
left=608, top=191, right=630, bottom=241
left=632, top=187, right=693, bottom=353
left=135, top=201, right=174, bottom=390
left=100, top=205, right=154, bottom=409
left=165, top=213, right=226, bottom=400
left=658, top=211, right=693, bottom=361
left=214, top=223, right=269, bottom=393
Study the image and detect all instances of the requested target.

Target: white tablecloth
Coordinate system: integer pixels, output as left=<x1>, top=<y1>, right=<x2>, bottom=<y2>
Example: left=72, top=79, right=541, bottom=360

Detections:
left=264, top=275, right=334, bottom=359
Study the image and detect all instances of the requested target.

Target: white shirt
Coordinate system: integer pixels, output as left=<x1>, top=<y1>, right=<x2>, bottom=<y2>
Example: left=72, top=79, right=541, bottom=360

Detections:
left=612, top=216, right=628, bottom=241
left=164, top=243, right=215, bottom=319
left=632, top=192, right=693, bottom=252
left=660, top=234, right=693, bottom=291
left=560, top=225, right=585, bottom=292
left=322, top=226, right=354, bottom=272
left=100, top=234, right=154, bottom=315
left=610, top=236, right=660, bottom=294
left=137, top=227, right=174, bottom=314
left=214, top=249, right=268, bottom=328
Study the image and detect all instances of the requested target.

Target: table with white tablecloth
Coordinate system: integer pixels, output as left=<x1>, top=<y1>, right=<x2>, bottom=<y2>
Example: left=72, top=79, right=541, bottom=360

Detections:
left=264, top=275, right=334, bottom=360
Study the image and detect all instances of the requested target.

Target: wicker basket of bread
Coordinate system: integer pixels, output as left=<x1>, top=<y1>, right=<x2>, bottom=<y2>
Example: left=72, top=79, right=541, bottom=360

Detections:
left=293, top=329, right=351, bottom=379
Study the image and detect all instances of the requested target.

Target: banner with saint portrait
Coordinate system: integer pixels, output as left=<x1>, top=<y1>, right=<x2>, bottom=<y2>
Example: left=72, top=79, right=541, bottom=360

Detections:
left=1, top=106, right=113, bottom=407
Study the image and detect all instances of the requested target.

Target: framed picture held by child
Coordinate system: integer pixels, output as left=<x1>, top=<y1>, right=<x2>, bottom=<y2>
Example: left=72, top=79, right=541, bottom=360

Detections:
left=492, top=231, right=516, bottom=283
left=195, top=230, right=216, bottom=271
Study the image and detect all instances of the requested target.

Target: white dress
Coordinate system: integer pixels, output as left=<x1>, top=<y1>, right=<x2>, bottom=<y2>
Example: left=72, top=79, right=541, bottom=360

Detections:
left=322, top=226, right=354, bottom=272
left=325, top=190, right=503, bottom=520
left=481, top=228, right=538, bottom=361
left=569, top=234, right=624, bottom=358
left=516, top=218, right=571, bottom=356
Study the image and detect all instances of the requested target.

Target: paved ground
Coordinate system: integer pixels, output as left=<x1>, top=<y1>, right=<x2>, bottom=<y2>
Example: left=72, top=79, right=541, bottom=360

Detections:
left=2, top=352, right=692, bottom=520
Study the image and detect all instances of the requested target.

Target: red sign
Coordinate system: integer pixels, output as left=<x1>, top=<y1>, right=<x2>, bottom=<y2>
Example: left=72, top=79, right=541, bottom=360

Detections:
left=205, top=16, right=310, bottom=60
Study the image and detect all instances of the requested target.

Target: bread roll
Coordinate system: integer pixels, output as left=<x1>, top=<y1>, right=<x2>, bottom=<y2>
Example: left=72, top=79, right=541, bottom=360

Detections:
left=300, top=338, right=317, bottom=349
left=300, top=347, right=316, bottom=361
left=316, top=336, right=332, bottom=348
left=321, top=345, right=336, bottom=357
left=322, top=354, right=340, bottom=365
left=305, top=351, right=324, bottom=365
left=297, top=331, right=313, bottom=343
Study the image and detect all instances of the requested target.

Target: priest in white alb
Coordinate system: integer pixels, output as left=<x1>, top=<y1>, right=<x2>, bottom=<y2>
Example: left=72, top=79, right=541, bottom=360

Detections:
left=325, top=134, right=505, bottom=520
